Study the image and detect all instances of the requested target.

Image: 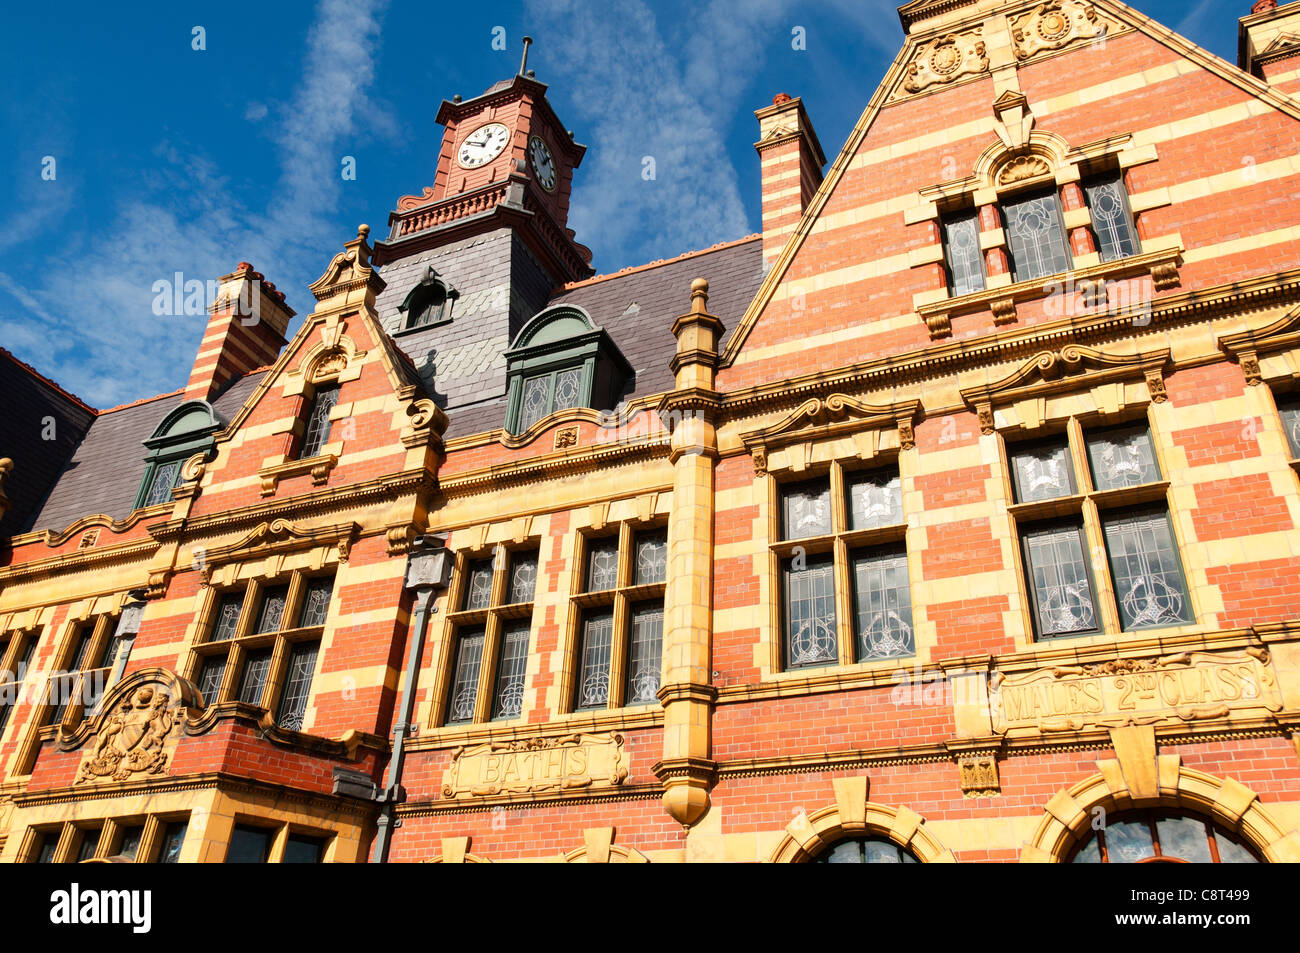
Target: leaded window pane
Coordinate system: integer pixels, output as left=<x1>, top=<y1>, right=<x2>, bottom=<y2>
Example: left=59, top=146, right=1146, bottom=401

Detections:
left=1086, top=424, right=1160, bottom=490
left=1102, top=817, right=1155, bottom=863
left=781, top=478, right=832, bottom=540
left=1102, top=507, right=1193, bottom=630
left=1277, top=393, right=1300, bottom=458
left=0, top=639, right=35, bottom=735
left=446, top=629, right=485, bottom=724
left=576, top=611, right=614, bottom=709
left=783, top=555, right=838, bottom=668
left=210, top=592, right=245, bottom=642
left=1084, top=172, right=1138, bottom=262
left=1010, top=439, right=1075, bottom=503
left=299, top=384, right=339, bottom=459
left=814, top=837, right=918, bottom=864
left=1156, top=815, right=1212, bottom=863
left=158, top=821, right=187, bottom=863
left=276, top=642, right=319, bottom=731
left=117, top=826, right=144, bottom=861
left=1003, top=189, right=1071, bottom=282
left=76, top=829, right=102, bottom=863
left=196, top=655, right=227, bottom=705
left=507, top=552, right=538, bottom=605
left=144, top=461, right=182, bottom=507
left=237, top=648, right=273, bottom=705
left=520, top=375, right=551, bottom=430
left=633, top=531, right=667, bottom=585
left=296, top=577, right=333, bottom=628
left=586, top=539, right=619, bottom=592
left=1022, top=523, right=1099, bottom=637
left=491, top=622, right=530, bottom=720
left=36, top=835, right=58, bottom=864
left=942, top=210, right=985, bottom=297
left=851, top=547, right=914, bottom=661
left=625, top=603, right=664, bottom=705
left=255, top=585, right=290, bottom=633
left=45, top=627, right=90, bottom=724
left=847, top=470, right=903, bottom=530
left=462, top=559, right=495, bottom=611
left=553, top=367, right=582, bottom=411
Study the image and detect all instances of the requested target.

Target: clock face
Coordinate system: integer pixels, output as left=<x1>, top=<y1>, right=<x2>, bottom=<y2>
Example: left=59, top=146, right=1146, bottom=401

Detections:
left=457, top=122, right=510, bottom=169
left=529, top=135, right=557, bottom=191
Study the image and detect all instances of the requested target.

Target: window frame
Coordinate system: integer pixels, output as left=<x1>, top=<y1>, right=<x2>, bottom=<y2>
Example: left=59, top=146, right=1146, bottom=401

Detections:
left=1000, top=185, right=1072, bottom=284
left=939, top=206, right=987, bottom=297
left=436, top=543, right=541, bottom=727
left=185, top=571, right=332, bottom=731
left=564, top=523, right=669, bottom=714
left=770, top=458, right=916, bottom=673
left=0, top=627, right=40, bottom=740
left=21, top=812, right=191, bottom=863
left=1003, top=411, right=1196, bottom=641
left=296, top=381, right=341, bottom=461
left=1081, top=167, right=1140, bottom=264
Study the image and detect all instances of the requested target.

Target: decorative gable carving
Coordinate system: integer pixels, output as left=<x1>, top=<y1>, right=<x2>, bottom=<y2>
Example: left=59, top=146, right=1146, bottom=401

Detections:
left=898, top=29, right=989, bottom=99
left=195, top=518, right=359, bottom=583
left=309, top=224, right=387, bottom=301
left=741, top=395, right=921, bottom=475
left=1011, top=1, right=1111, bottom=61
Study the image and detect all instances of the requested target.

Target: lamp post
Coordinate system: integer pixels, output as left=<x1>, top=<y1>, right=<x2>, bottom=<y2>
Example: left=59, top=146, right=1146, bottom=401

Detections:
left=368, top=534, right=451, bottom=863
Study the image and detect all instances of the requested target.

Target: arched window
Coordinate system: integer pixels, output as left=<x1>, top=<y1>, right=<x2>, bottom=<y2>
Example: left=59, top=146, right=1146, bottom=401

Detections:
left=811, top=837, right=918, bottom=864
left=134, top=401, right=223, bottom=510
left=1068, top=810, right=1261, bottom=864
left=398, top=266, right=458, bottom=332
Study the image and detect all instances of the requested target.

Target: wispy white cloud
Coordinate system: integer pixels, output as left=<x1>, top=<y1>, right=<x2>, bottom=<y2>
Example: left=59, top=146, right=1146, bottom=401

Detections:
left=0, top=0, right=393, bottom=408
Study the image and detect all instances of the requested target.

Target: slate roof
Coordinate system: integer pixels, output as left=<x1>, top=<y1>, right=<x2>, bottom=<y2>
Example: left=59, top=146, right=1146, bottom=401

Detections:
left=27, top=370, right=267, bottom=536
left=437, top=235, right=764, bottom=438
left=0, top=348, right=96, bottom=537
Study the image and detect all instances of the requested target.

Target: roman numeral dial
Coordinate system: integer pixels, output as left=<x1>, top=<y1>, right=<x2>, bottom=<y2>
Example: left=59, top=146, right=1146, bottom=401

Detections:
left=457, top=122, right=510, bottom=169
left=530, top=135, right=557, bottom=191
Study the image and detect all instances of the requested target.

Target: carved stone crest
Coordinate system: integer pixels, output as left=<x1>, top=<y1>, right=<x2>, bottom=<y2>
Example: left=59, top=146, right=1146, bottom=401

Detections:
left=900, top=29, right=989, bottom=96
left=1012, top=1, right=1108, bottom=61
left=78, top=685, right=178, bottom=783
left=958, top=754, right=1001, bottom=797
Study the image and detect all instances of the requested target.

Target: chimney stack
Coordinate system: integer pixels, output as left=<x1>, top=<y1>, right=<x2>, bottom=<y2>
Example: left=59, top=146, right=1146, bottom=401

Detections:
left=754, top=93, right=826, bottom=268
left=183, top=263, right=294, bottom=402
left=1239, top=0, right=1300, bottom=85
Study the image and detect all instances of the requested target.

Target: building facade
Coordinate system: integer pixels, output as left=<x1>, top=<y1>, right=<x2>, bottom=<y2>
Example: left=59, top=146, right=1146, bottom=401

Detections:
left=2, top=0, right=1300, bottom=864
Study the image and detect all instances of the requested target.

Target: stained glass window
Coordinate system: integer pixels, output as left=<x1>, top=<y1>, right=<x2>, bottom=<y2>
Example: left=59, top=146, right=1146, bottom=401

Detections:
left=196, top=655, right=228, bottom=705
left=848, top=470, right=903, bottom=530
left=633, top=530, right=667, bottom=585
left=813, top=837, right=918, bottom=864
left=1070, top=810, right=1260, bottom=863
left=1276, top=393, right=1300, bottom=458
left=782, top=478, right=832, bottom=540
left=519, top=375, right=551, bottom=431
left=276, top=642, right=319, bottom=730
left=117, top=826, right=144, bottom=861
left=507, top=552, right=538, bottom=605
left=586, top=538, right=620, bottom=592
left=446, top=629, right=485, bottom=724
left=1003, top=189, right=1071, bottom=282
left=44, top=628, right=94, bottom=726
left=462, top=558, right=495, bottom=611
left=942, top=210, right=985, bottom=297
left=236, top=648, right=273, bottom=705
left=255, top=585, right=290, bottom=633
left=157, top=820, right=188, bottom=863
left=143, top=461, right=182, bottom=507
left=76, top=828, right=102, bottom=863
left=211, top=592, right=244, bottom=641
left=0, top=638, right=37, bottom=736
left=852, top=547, right=914, bottom=660
left=784, top=554, right=838, bottom=668
left=297, top=577, right=333, bottom=628
left=491, top=622, right=530, bottom=720
left=1084, top=171, right=1139, bottom=262
left=1010, top=439, right=1075, bottom=503
left=35, top=833, right=58, bottom=864
left=1022, top=523, right=1099, bottom=637
left=1086, top=424, right=1160, bottom=490
left=298, top=383, right=339, bottom=459
left=576, top=611, right=615, bottom=709
left=1102, top=507, right=1193, bottom=630
left=625, top=603, right=664, bottom=705
left=553, top=368, right=582, bottom=411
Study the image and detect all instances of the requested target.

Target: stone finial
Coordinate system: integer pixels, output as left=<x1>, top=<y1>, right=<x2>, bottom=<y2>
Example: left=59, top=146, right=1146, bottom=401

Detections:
left=690, top=277, right=709, bottom=313
left=357, top=223, right=371, bottom=240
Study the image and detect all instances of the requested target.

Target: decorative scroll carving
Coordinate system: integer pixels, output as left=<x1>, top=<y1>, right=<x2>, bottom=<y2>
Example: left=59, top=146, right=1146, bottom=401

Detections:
left=554, top=426, right=579, bottom=450
left=990, top=297, right=1018, bottom=325
left=960, top=345, right=1171, bottom=411
left=898, top=420, right=916, bottom=451
left=1240, top=353, right=1263, bottom=386
left=257, top=453, right=339, bottom=497
left=1012, top=1, right=1108, bottom=61
left=196, top=518, right=359, bottom=582
left=1150, top=260, right=1181, bottom=291
left=976, top=402, right=995, bottom=435
left=990, top=648, right=1282, bottom=734
left=751, top=445, right=768, bottom=477
left=958, top=755, right=1001, bottom=797
left=900, top=29, right=989, bottom=96
left=441, top=732, right=629, bottom=798
left=1144, top=371, right=1169, bottom=402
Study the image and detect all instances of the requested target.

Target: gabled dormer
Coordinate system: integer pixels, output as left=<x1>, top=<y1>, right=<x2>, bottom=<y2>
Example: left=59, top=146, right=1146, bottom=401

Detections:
left=134, top=400, right=223, bottom=510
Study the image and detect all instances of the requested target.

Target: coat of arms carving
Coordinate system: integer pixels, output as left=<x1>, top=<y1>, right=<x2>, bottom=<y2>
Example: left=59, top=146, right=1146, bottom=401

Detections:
left=73, top=671, right=198, bottom=783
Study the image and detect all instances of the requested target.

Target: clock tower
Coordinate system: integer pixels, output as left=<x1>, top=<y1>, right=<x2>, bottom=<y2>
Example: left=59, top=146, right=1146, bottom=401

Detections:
left=371, top=42, right=595, bottom=419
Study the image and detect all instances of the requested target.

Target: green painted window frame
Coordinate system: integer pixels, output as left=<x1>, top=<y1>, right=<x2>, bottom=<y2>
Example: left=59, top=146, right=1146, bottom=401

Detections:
left=133, top=400, right=223, bottom=511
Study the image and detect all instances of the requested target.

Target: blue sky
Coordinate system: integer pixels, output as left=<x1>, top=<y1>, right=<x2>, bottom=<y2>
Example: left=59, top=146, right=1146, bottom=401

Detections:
left=0, top=0, right=1233, bottom=408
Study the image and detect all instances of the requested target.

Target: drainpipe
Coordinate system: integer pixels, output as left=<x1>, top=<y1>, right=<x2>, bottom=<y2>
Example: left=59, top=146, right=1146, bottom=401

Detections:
left=369, top=534, right=451, bottom=863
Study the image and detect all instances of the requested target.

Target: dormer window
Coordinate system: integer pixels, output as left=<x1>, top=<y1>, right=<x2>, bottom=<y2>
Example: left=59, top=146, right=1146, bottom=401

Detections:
left=134, top=401, right=223, bottom=510
left=397, top=266, right=458, bottom=332
left=504, top=305, right=632, bottom=435
left=297, top=383, right=339, bottom=460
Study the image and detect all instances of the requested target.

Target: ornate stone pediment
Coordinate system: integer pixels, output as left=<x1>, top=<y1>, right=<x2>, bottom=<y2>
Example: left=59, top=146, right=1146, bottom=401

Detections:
left=898, top=29, right=989, bottom=98
left=70, top=669, right=201, bottom=783
left=195, top=519, right=359, bottom=582
left=740, top=395, right=921, bottom=475
left=308, top=225, right=387, bottom=302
